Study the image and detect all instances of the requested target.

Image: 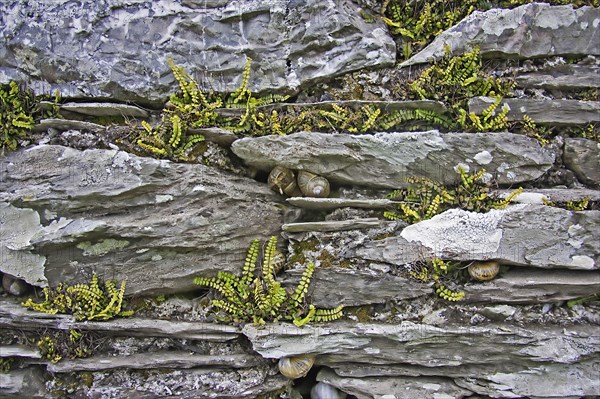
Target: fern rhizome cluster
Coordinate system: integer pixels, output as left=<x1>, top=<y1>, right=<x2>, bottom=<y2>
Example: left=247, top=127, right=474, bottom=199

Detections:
left=194, top=236, right=343, bottom=326
left=22, top=274, right=133, bottom=321
left=1, top=81, right=35, bottom=154
left=384, top=167, right=523, bottom=224
left=409, top=258, right=466, bottom=302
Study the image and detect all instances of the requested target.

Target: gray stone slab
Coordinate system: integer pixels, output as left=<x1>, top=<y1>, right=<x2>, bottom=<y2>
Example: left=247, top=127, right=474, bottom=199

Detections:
left=232, top=131, right=556, bottom=188
left=564, top=138, right=600, bottom=187
left=0, top=0, right=395, bottom=102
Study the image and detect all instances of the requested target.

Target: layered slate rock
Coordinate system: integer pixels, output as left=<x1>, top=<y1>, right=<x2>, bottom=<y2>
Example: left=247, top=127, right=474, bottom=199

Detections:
left=355, top=205, right=599, bottom=270
left=0, top=145, right=284, bottom=294
left=0, top=0, right=395, bottom=102
left=232, top=131, right=555, bottom=187
left=563, top=138, right=600, bottom=187
left=469, top=97, right=600, bottom=125
left=514, top=62, right=600, bottom=90
left=401, top=3, right=600, bottom=67
left=243, top=322, right=600, bottom=399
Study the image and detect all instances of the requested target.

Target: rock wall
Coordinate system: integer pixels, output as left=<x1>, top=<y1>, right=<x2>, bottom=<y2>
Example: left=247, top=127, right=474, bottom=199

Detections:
left=1, top=2, right=599, bottom=399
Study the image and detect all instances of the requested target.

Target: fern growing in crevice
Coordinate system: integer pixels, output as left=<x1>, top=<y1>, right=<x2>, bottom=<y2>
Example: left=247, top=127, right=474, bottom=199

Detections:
left=384, top=167, right=523, bottom=224
left=194, top=236, right=343, bottom=326
left=22, top=274, right=133, bottom=321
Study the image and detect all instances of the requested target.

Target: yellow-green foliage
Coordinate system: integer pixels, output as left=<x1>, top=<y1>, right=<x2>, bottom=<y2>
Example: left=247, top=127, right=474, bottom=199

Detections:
left=37, top=329, right=93, bottom=363
left=409, top=258, right=465, bottom=301
left=22, top=274, right=133, bottom=321
left=382, top=0, right=480, bottom=60
left=0, top=358, right=13, bottom=373
left=1, top=81, right=35, bottom=154
left=194, top=236, right=343, bottom=326
left=544, top=197, right=591, bottom=211
left=0, top=82, right=60, bottom=154
left=410, top=45, right=515, bottom=132
left=385, top=167, right=523, bottom=224
left=519, top=115, right=550, bottom=145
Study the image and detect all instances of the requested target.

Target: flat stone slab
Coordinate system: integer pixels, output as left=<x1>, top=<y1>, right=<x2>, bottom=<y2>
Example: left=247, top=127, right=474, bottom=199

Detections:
left=0, top=299, right=240, bottom=341
left=282, top=218, right=383, bottom=233
left=355, top=205, right=599, bottom=270
left=401, top=3, right=600, bottom=67
left=47, top=352, right=262, bottom=373
left=287, top=197, right=399, bottom=210
left=0, top=0, right=395, bottom=102
left=0, top=145, right=284, bottom=294
left=33, top=118, right=106, bottom=133
left=514, top=63, right=600, bottom=90
left=469, top=97, right=600, bottom=125
left=60, top=102, right=149, bottom=118
left=232, top=131, right=555, bottom=188
left=463, top=268, right=600, bottom=304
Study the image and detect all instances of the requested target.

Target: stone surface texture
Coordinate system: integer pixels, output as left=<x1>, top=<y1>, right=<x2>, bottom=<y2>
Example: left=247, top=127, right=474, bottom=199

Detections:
left=356, top=205, right=599, bottom=271
left=0, top=145, right=284, bottom=294
left=401, top=3, right=600, bottom=67
left=0, top=0, right=395, bottom=102
left=563, top=138, right=600, bottom=187
left=232, top=131, right=556, bottom=188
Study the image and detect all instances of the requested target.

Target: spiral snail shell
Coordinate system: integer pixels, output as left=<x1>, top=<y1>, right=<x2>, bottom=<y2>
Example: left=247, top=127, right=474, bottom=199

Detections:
left=268, top=166, right=302, bottom=197
left=297, top=171, right=330, bottom=198
left=468, top=260, right=500, bottom=281
left=277, top=354, right=315, bottom=379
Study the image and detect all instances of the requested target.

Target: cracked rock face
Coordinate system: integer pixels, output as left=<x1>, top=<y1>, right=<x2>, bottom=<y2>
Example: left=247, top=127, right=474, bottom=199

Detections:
left=231, top=131, right=556, bottom=187
left=0, top=0, right=395, bottom=102
left=402, top=3, right=600, bottom=67
left=0, top=145, right=284, bottom=294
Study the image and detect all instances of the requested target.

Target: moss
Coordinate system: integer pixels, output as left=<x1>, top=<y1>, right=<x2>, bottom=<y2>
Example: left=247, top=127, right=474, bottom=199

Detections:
left=289, top=238, right=319, bottom=265
left=317, top=249, right=336, bottom=268
left=77, top=238, right=129, bottom=257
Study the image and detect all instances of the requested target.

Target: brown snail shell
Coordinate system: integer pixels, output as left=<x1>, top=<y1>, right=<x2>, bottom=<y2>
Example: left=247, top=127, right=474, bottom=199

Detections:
left=468, top=260, right=500, bottom=281
left=297, top=171, right=330, bottom=198
left=2, top=273, right=29, bottom=296
left=278, top=354, right=315, bottom=379
left=268, top=166, right=302, bottom=197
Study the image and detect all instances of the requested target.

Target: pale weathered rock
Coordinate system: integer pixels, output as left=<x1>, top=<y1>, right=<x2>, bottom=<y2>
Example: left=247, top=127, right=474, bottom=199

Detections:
left=563, top=138, right=600, bottom=187
left=355, top=205, right=599, bottom=271
left=282, top=268, right=429, bottom=308
left=469, top=97, right=600, bottom=125
left=33, top=118, right=106, bottom=133
left=317, top=368, right=472, bottom=399
left=0, top=145, right=284, bottom=294
left=401, top=3, right=600, bottom=67
left=514, top=63, right=600, bottom=89
left=0, top=345, right=41, bottom=359
left=282, top=218, right=383, bottom=233
left=232, top=131, right=555, bottom=188
left=0, top=0, right=395, bottom=102
left=0, top=368, right=48, bottom=398
left=464, top=269, right=600, bottom=304
left=60, top=102, right=149, bottom=118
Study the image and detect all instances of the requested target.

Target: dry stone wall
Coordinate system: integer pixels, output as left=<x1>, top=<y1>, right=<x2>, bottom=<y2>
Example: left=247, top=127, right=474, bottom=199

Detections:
left=1, top=2, right=599, bottom=399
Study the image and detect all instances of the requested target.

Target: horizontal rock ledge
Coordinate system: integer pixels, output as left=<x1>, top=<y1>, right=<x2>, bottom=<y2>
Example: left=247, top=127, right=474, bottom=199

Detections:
left=0, top=299, right=240, bottom=341
left=514, top=63, right=600, bottom=90
left=242, top=321, right=599, bottom=365
left=462, top=268, right=600, bottom=304
left=232, top=131, right=555, bottom=188
left=355, top=204, right=599, bottom=270
left=59, top=102, right=149, bottom=118
left=469, top=97, right=600, bottom=125
left=46, top=352, right=262, bottom=373
left=282, top=218, right=383, bottom=233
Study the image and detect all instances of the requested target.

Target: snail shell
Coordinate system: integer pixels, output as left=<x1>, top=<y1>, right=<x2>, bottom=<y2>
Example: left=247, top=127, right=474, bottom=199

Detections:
left=268, top=166, right=302, bottom=197
left=2, top=273, right=29, bottom=296
left=468, top=260, right=500, bottom=281
left=277, top=354, right=315, bottom=379
left=297, top=171, right=330, bottom=198
left=311, top=382, right=347, bottom=399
